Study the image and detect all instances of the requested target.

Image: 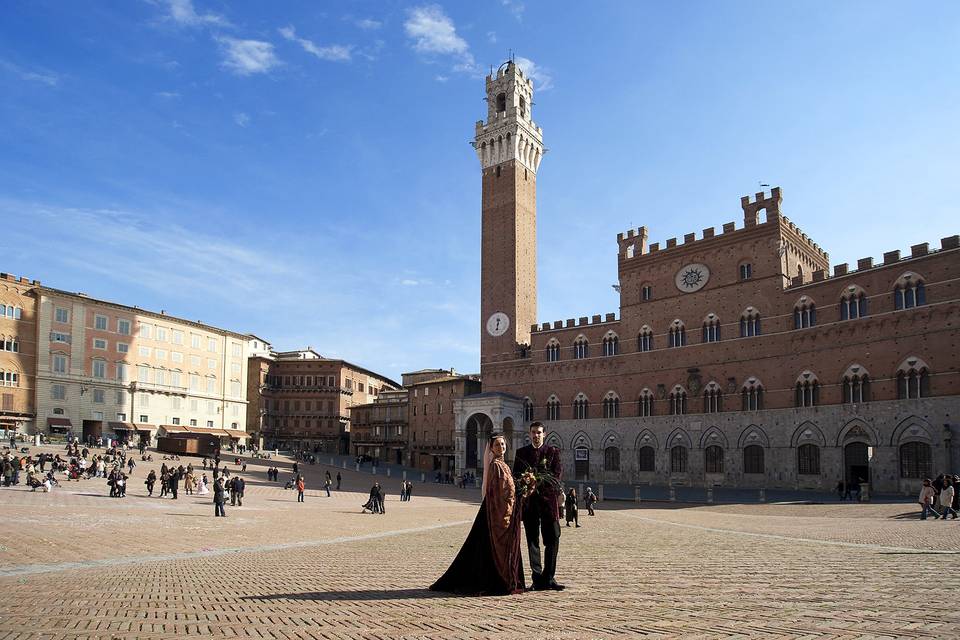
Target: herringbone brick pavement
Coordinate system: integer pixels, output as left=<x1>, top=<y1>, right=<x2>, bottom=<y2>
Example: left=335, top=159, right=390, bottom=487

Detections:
left=0, top=448, right=957, bottom=638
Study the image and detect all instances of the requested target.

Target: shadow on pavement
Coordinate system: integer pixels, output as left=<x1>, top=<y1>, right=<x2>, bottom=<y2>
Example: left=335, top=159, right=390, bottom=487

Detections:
left=242, top=589, right=442, bottom=601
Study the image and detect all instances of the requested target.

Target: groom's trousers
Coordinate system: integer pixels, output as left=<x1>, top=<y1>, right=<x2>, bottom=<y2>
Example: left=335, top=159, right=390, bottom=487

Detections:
left=523, top=512, right=560, bottom=586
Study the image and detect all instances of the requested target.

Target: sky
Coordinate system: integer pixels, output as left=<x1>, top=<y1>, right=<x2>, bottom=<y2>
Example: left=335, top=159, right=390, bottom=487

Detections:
left=2, top=1, right=958, bottom=382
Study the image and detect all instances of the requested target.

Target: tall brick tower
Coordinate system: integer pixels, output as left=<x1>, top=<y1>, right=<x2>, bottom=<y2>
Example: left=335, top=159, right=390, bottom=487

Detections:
left=475, top=60, right=544, bottom=366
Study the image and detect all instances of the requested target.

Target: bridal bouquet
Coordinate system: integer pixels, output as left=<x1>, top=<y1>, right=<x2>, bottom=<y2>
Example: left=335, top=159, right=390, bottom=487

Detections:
left=515, top=458, right=562, bottom=500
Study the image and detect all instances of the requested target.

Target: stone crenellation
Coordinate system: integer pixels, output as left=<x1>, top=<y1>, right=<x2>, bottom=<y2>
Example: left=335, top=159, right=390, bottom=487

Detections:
left=0, top=273, right=41, bottom=286
left=617, top=188, right=829, bottom=263
left=531, top=312, right=619, bottom=334
left=789, top=234, right=960, bottom=289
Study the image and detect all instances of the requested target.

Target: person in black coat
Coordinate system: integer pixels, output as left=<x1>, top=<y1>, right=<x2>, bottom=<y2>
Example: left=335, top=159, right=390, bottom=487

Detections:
left=234, top=476, right=245, bottom=507
left=512, top=421, right=564, bottom=591
left=213, top=477, right=226, bottom=517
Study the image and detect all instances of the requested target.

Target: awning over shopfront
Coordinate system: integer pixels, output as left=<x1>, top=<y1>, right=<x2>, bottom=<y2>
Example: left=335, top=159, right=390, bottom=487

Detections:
left=159, top=424, right=190, bottom=434
left=47, top=417, right=72, bottom=432
left=108, top=422, right=137, bottom=431
left=131, top=423, right=157, bottom=433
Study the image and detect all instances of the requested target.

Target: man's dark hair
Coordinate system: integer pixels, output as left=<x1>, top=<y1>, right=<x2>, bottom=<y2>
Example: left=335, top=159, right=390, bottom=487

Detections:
left=528, top=421, right=545, bottom=431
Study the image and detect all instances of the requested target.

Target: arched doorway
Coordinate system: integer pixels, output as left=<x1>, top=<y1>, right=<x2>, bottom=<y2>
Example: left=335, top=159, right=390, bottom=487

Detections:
left=465, top=412, right=494, bottom=471
left=844, top=442, right=870, bottom=485
left=575, top=446, right=590, bottom=480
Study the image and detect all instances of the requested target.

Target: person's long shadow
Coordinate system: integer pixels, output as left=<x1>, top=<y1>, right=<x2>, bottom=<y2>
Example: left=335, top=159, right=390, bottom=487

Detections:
left=241, top=589, right=442, bottom=601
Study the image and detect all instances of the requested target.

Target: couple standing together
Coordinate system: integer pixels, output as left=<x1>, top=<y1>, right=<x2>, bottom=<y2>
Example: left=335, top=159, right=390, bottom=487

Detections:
left=431, top=421, right=564, bottom=596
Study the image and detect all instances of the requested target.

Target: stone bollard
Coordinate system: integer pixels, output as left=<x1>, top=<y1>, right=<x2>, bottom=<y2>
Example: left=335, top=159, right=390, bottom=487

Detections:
left=402, top=470, right=407, bottom=481
left=342, top=460, right=347, bottom=469
left=578, top=483, right=584, bottom=501
left=420, top=472, right=425, bottom=482
left=386, top=467, right=391, bottom=477
left=330, top=457, right=334, bottom=465
left=707, top=486, right=714, bottom=503
left=371, top=466, right=376, bottom=475
left=355, top=463, right=360, bottom=472
left=598, top=484, right=604, bottom=502
left=860, top=483, right=870, bottom=502
left=759, top=487, right=766, bottom=502
left=634, top=486, right=642, bottom=503
left=475, top=477, right=481, bottom=488
left=669, top=486, right=676, bottom=502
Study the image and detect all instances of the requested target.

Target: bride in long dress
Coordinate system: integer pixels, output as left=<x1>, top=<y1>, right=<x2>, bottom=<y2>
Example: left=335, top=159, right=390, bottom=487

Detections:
left=430, top=431, right=525, bottom=596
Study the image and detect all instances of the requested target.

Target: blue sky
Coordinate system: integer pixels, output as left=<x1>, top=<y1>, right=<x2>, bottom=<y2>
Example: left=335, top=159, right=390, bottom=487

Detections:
left=2, top=1, right=958, bottom=381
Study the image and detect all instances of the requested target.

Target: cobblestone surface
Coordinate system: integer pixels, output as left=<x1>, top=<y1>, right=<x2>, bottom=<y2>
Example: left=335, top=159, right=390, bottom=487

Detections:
left=0, top=446, right=958, bottom=638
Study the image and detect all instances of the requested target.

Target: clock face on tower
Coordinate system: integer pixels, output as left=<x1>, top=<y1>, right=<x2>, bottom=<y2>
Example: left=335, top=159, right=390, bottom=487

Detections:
left=486, top=312, right=510, bottom=337
left=675, top=263, right=710, bottom=292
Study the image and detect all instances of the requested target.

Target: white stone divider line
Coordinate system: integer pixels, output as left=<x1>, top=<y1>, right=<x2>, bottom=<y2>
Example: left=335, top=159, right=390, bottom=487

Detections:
left=615, top=512, right=960, bottom=555
left=0, top=519, right=473, bottom=579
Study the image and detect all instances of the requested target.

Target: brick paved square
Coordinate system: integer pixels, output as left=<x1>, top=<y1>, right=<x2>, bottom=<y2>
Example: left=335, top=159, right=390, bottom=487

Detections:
left=1, top=447, right=958, bottom=639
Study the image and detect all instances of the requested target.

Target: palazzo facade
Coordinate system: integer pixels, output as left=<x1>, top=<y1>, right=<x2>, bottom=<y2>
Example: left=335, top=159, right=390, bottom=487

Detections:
left=454, top=61, right=960, bottom=494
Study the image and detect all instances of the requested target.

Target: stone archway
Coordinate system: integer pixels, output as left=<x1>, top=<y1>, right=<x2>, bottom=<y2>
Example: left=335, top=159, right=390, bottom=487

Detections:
left=501, top=416, right=515, bottom=466
left=465, top=412, right=494, bottom=471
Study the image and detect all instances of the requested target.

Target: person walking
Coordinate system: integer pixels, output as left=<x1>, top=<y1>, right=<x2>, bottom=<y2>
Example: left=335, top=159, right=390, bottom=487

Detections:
left=145, top=470, right=156, bottom=497
left=919, top=478, right=939, bottom=520
left=170, top=467, right=181, bottom=499
left=229, top=476, right=237, bottom=506
left=375, top=483, right=385, bottom=514
left=940, top=478, right=958, bottom=520
left=405, top=481, right=413, bottom=502
left=214, top=477, right=226, bottom=517
left=584, top=487, right=598, bottom=516
left=565, top=488, right=581, bottom=527
left=235, top=476, right=245, bottom=507
left=296, top=475, right=305, bottom=502
left=336, top=471, right=342, bottom=490
left=324, top=475, right=332, bottom=497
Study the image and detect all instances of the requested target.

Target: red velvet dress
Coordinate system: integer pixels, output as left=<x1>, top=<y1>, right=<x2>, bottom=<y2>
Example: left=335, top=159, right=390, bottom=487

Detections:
left=430, top=458, right=525, bottom=596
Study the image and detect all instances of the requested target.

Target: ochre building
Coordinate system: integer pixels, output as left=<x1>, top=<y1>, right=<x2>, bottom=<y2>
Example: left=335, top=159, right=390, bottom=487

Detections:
left=0, top=273, right=39, bottom=434
left=454, top=61, right=960, bottom=495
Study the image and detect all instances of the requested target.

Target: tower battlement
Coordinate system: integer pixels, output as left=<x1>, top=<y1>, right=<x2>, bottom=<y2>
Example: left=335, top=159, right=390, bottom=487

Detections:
left=472, top=60, right=543, bottom=174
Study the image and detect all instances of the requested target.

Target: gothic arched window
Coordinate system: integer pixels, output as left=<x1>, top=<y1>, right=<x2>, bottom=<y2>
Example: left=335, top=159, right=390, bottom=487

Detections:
left=703, top=383, right=723, bottom=414
left=668, top=321, right=686, bottom=348
left=638, top=326, right=653, bottom=352
left=702, top=314, right=721, bottom=343
left=743, top=445, right=765, bottom=474
left=546, top=396, right=560, bottom=421
left=638, top=389, right=654, bottom=417
left=795, top=371, right=820, bottom=407
left=573, top=336, right=588, bottom=360
left=739, top=308, right=761, bottom=337
left=637, top=446, right=655, bottom=472
left=602, top=392, right=620, bottom=419
left=546, top=339, right=560, bottom=362
left=793, top=298, right=816, bottom=329
left=603, top=446, right=620, bottom=472
left=894, top=272, right=926, bottom=310
left=573, top=394, right=589, bottom=420
left=669, top=387, right=687, bottom=415
left=705, top=445, right=724, bottom=473
left=741, top=378, right=764, bottom=411
left=602, top=333, right=619, bottom=357
left=840, top=286, right=868, bottom=320
left=797, top=444, right=820, bottom=475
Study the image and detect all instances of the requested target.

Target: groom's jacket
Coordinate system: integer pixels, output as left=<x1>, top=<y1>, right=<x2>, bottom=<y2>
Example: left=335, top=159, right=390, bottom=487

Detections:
left=512, top=444, right=562, bottom=521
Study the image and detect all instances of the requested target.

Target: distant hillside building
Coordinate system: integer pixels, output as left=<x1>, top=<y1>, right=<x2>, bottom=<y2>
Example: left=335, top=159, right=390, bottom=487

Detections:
left=0, top=273, right=39, bottom=435
left=454, top=60, right=960, bottom=494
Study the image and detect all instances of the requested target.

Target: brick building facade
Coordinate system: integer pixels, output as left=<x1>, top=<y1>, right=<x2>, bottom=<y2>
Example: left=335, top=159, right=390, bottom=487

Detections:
left=454, top=61, right=960, bottom=494
left=250, top=349, right=399, bottom=454
left=350, top=389, right=409, bottom=465
left=405, top=369, right=481, bottom=474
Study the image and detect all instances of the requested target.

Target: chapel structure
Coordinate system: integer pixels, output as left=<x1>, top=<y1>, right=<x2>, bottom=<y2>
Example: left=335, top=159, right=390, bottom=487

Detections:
left=453, top=60, right=960, bottom=494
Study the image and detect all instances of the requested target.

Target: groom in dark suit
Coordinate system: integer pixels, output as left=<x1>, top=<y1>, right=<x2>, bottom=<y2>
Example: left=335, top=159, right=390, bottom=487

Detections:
left=512, top=421, right=564, bottom=591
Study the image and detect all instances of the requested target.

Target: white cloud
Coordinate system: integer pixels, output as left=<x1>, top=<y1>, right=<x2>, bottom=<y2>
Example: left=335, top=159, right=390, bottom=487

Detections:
left=0, top=59, right=59, bottom=86
left=279, top=25, right=352, bottom=62
left=355, top=18, right=382, bottom=30
left=501, top=0, right=526, bottom=21
left=233, top=112, right=250, bottom=127
left=487, top=31, right=497, bottom=44
left=6, top=200, right=292, bottom=301
left=514, top=55, right=553, bottom=91
left=215, top=37, right=280, bottom=75
left=155, top=91, right=181, bottom=99
left=165, top=0, right=228, bottom=27
left=404, top=5, right=478, bottom=74
left=401, top=279, right=420, bottom=286
left=434, top=75, right=448, bottom=83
